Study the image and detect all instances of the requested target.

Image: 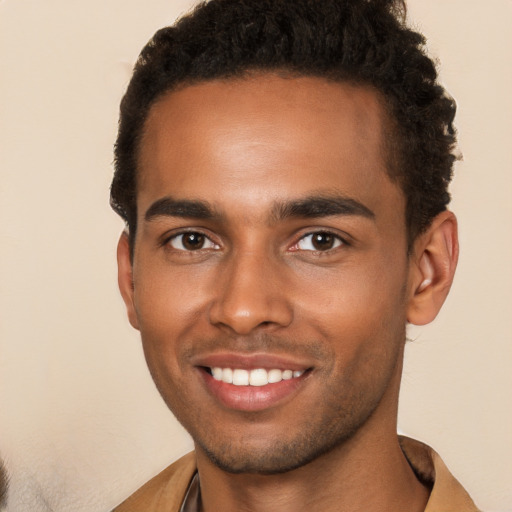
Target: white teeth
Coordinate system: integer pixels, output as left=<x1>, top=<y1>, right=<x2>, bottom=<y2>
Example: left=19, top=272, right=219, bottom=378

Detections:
left=212, top=367, right=223, bottom=380
left=267, top=368, right=283, bottom=383
left=210, top=367, right=305, bottom=386
left=222, top=368, right=233, bottom=384
left=249, top=368, right=268, bottom=386
left=232, top=369, right=249, bottom=386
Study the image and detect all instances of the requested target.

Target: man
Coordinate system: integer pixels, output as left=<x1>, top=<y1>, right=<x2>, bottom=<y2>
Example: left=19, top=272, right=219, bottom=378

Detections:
left=111, top=0, right=479, bottom=510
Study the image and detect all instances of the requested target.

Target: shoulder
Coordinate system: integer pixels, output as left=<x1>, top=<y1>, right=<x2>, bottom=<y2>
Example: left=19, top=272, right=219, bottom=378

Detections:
left=399, top=436, right=480, bottom=512
left=113, top=452, right=197, bottom=512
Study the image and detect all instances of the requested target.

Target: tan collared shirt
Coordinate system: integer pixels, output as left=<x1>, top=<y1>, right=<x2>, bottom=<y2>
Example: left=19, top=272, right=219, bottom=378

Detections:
left=113, top=436, right=480, bottom=512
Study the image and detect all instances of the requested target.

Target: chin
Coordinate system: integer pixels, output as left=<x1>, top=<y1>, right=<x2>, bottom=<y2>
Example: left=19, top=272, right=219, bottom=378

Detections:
left=195, top=420, right=361, bottom=475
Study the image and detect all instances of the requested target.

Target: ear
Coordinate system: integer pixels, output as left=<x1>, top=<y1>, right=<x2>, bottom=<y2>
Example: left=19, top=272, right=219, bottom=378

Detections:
left=407, top=211, right=459, bottom=326
left=117, top=231, right=139, bottom=330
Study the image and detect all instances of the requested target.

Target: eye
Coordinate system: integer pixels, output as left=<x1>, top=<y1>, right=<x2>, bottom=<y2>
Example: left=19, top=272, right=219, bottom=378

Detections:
left=168, top=232, right=219, bottom=251
left=294, top=231, right=344, bottom=251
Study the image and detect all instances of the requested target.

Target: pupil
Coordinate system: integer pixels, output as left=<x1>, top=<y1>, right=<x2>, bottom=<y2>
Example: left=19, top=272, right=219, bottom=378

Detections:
left=184, top=233, right=204, bottom=250
left=313, top=233, right=333, bottom=250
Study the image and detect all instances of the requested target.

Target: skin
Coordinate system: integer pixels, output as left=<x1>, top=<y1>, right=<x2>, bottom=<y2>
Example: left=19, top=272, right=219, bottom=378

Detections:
left=118, top=74, right=458, bottom=511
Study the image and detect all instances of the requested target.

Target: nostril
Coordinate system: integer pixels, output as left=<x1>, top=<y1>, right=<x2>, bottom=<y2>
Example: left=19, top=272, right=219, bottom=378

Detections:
left=208, top=288, right=293, bottom=334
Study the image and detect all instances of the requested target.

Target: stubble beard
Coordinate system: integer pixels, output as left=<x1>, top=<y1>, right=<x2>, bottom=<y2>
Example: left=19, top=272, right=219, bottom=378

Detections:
left=195, top=406, right=369, bottom=475
left=190, top=356, right=403, bottom=475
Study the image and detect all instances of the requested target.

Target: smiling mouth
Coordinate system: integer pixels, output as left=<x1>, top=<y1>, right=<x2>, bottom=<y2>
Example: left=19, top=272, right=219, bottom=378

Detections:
left=205, top=367, right=307, bottom=386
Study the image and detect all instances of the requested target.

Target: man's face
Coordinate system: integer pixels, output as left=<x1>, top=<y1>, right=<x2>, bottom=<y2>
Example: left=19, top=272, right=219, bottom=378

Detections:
left=124, top=75, right=414, bottom=474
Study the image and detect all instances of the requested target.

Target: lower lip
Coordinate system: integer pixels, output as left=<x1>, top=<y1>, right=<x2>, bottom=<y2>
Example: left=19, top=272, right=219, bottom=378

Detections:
left=199, top=369, right=308, bottom=412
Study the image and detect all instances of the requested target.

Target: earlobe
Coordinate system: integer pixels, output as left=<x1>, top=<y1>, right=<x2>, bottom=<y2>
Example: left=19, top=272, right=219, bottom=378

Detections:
left=407, top=211, right=459, bottom=326
left=117, top=231, right=140, bottom=330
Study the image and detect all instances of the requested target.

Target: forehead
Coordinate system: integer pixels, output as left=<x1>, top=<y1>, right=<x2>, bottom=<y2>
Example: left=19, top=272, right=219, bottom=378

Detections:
left=137, top=74, right=403, bottom=221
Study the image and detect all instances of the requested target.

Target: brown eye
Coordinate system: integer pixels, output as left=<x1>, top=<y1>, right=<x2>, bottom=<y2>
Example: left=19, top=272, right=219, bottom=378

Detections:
left=183, top=233, right=205, bottom=250
left=312, top=233, right=335, bottom=250
left=296, top=232, right=343, bottom=251
left=169, top=232, right=218, bottom=251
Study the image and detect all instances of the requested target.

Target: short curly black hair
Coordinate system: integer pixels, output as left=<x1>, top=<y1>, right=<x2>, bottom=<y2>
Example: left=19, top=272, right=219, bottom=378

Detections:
left=111, top=0, right=457, bottom=248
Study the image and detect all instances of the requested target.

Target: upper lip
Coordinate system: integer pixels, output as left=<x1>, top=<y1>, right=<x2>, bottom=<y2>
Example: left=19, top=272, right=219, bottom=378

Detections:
left=192, top=352, right=313, bottom=371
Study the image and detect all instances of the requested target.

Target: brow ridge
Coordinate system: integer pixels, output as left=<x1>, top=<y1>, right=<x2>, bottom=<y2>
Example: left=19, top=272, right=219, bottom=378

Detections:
left=270, top=195, right=375, bottom=222
left=144, top=194, right=375, bottom=224
left=144, top=197, right=216, bottom=221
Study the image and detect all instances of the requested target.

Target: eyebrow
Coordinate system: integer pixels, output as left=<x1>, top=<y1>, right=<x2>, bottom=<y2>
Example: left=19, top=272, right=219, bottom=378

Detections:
left=144, top=194, right=375, bottom=223
left=144, top=197, right=216, bottom=222
left=271, top=195, right=375, bottom=222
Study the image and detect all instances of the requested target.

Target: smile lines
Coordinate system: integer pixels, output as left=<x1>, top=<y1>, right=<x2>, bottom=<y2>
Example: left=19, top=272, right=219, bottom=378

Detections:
left=210, top=367, right=305, bottom=386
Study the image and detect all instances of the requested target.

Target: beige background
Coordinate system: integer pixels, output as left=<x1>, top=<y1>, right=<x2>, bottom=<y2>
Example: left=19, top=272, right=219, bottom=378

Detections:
left=1, top=1, right=511, bottom=511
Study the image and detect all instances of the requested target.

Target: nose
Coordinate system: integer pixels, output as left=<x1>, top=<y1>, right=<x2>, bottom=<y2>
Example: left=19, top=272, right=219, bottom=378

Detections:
left=209, top=250, right=293, bottom=335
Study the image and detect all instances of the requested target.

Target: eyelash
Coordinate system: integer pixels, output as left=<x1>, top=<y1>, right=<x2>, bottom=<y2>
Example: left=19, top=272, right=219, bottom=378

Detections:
left=290, top=231, right=348, bottom=252
left=163, top=230, right=219, bottom=252
left=162, top=229, right=349, bottom=253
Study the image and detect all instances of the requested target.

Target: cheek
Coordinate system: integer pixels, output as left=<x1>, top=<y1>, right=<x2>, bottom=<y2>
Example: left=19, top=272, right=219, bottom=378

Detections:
left=131, top=260, right=220, bottom=384
left=294, top=254, right=408, bottom=350
left=132, top=273, right=194, bottom=406
left=133, top=261, right=210, bottom=332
